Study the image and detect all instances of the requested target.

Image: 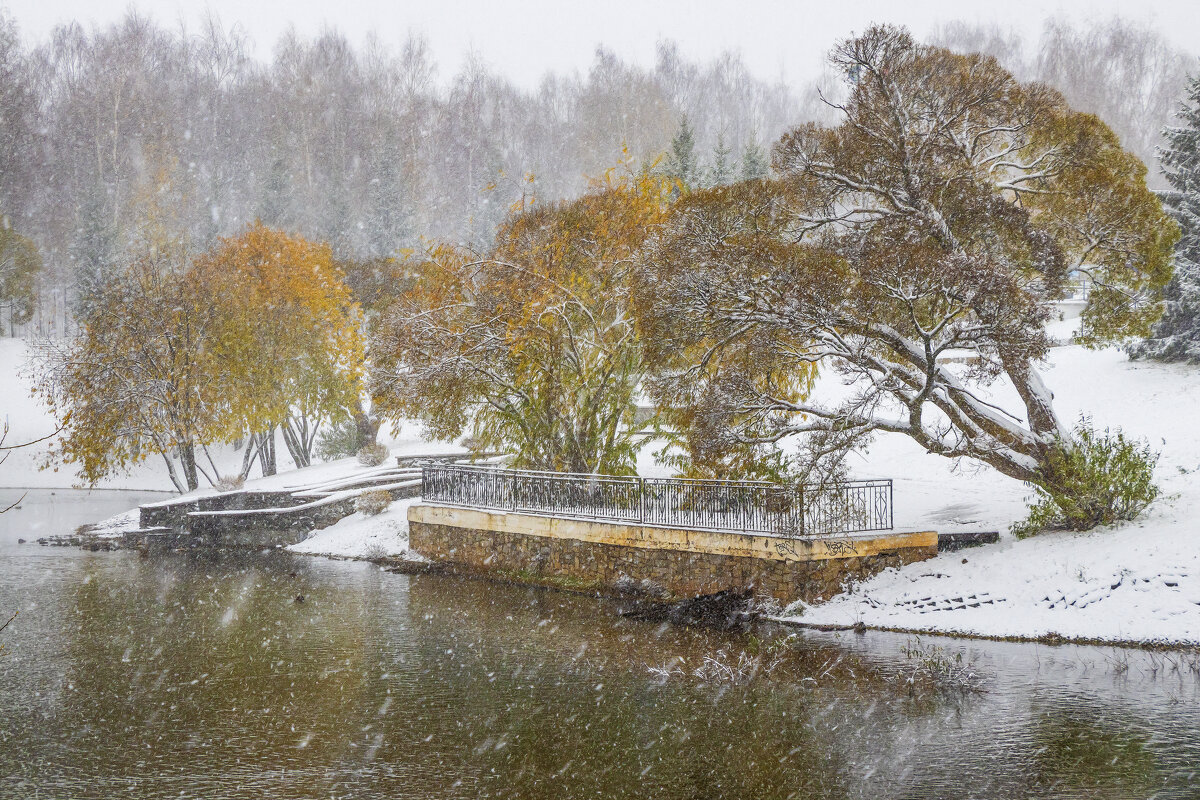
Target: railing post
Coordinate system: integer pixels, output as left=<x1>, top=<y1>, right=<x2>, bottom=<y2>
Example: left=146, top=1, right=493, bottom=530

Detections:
left=510, top=469, right=517, bottom=512
left=638, top=477, right=645, bottom=524
left=799, top=484, right=805, bottom=538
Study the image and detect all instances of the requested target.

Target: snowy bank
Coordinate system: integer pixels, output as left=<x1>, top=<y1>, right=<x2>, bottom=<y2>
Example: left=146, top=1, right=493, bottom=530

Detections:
left=287, top=497, right=424, bottom=560
left=784, top=345, right=1200, bottom=647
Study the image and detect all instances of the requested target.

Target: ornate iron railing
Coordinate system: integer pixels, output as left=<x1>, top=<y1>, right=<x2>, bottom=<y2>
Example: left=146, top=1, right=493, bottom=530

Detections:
left=421, top=464, right=892, bottom=538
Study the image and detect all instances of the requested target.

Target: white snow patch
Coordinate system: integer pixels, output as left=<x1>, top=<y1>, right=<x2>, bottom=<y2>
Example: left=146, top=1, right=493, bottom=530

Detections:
left=82, top=509, right=143, bottom=538
left=287, top=497, right=425, bottom=560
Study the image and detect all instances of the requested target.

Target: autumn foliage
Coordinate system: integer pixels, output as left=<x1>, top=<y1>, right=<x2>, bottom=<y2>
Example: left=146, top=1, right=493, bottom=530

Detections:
left=371, top=167, right=674, bottom=474
left=636, top=25, right=1177, bottom=525
left=35, top=223, right=362, bottom=491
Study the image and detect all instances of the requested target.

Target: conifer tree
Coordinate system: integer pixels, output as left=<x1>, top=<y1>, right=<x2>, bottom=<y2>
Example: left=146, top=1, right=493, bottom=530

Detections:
left=664, top=115, right=698, bottom=188
left=1130, top=74, right=1200, bottom=364
left=739, top=135, right=769, bottom=181
left=706, top=133, right=734, bottom=187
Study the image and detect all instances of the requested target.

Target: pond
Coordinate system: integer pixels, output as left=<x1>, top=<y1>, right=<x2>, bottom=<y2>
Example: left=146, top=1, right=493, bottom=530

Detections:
left=2, top=490, right=1198, bottom=799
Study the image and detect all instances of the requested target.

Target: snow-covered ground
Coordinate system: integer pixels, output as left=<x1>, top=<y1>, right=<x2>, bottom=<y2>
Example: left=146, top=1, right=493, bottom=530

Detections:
left=785, top=344, right=1200, bottom=647
left=287, top=496, right=424, bottom=560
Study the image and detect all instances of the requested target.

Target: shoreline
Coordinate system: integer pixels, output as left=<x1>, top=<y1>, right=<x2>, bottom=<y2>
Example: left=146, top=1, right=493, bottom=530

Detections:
left=776, top=618, right=1200, bottom=652
left=29, top=517, right=1200, bottom=652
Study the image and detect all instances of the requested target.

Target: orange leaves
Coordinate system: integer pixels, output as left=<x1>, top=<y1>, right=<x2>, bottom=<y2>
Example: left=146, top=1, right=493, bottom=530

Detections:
left=192, top=222, right=364, bottom=432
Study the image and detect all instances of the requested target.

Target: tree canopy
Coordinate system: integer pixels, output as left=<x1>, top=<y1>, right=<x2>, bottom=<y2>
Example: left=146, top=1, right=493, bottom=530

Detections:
left=0, top=219, right=40, bottom=335
left=372, top=167, right=674, bottom=474
left=34, top=223, right=363, bottom=491
left=636, top=25, right=1177, bottom=503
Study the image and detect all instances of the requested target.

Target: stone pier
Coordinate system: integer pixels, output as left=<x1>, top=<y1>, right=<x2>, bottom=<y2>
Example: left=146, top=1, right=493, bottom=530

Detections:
left=408, top=504, right=937, bottom=605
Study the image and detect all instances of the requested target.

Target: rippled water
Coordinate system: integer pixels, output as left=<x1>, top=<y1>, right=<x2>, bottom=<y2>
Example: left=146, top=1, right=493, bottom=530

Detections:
left=2, top=490, right=1199, bottom=799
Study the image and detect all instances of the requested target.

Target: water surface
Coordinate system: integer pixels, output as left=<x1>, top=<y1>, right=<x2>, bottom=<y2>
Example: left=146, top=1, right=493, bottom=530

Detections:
left=2, top=490, right=1198, bottom=799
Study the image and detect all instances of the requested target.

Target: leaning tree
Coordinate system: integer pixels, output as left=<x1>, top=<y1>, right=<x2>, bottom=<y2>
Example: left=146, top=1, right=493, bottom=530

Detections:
left=635, top=26, right=1177, bottom=530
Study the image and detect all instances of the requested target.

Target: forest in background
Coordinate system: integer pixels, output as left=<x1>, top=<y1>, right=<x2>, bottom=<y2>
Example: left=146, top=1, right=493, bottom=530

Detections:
left=0, top=10, right=1196, bottom=335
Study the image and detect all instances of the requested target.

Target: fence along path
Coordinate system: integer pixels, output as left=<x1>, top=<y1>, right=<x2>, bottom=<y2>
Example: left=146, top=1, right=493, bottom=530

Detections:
left=421, top=464, right=892, bottom=538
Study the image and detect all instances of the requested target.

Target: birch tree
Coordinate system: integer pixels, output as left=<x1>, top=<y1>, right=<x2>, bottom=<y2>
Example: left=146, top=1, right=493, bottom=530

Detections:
left=32, top=248, right=225, bottom=492
left=636, top=26, right=1177, bottom=528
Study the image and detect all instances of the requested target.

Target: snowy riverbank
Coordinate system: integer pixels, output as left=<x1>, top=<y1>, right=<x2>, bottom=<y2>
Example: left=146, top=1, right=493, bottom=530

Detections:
left=785, top=345, right=1200, bottom=647
left=286, top=496, right=425, bottom=561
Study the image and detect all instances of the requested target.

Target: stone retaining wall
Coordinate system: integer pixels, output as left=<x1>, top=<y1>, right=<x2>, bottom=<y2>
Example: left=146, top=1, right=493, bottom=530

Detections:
left=136, top=484, right=421, bottom=550
left=408, top=504, right=936, bottom=605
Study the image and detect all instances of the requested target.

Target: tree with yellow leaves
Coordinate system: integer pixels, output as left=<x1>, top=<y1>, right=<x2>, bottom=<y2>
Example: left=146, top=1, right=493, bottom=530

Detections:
left=33, top=241, right=225, bottom=491
left=33, top=223, right=362, bottom=491
left=637, top=26, right=1178, bottom=532
left=0, top=218, right=40, bottom=336
left=192, top=223, right=364, bottom=474
left=372, top=166, right=673, bottom=474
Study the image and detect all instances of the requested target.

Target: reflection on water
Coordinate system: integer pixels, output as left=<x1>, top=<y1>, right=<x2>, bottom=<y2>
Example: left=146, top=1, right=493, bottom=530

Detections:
left=1, top=491, right=1199, bottom=799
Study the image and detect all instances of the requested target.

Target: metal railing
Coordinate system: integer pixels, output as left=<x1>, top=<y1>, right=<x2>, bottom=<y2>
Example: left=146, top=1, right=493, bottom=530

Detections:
left=421, top=464, right=892, bottom=538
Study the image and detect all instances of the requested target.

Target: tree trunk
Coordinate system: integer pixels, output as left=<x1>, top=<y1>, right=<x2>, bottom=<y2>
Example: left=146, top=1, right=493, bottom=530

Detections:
left=281, top=417, right=312, bottom=469
left=178, top=442, right=199, bottom=492
left=159, top=451, right=187, bottom=493
left=257, top=428, right=277, bottom=476
left=1002, top=355, right=1070, bottom=445
left=353, top=399, right=380, bottom=450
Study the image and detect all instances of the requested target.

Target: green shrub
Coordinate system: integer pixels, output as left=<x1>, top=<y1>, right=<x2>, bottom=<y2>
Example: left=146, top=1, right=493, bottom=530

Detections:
left=355, top=489, right=393, bottom=516
left=316, top=418, right=360, bottom=462
left=1013, top=419, right=1160, bottom=538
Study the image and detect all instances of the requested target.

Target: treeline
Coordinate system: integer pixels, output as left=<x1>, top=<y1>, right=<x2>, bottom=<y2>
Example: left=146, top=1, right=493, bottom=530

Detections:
left=1, top=12, right=1196, bottom=337
left=0, top=10, right=819, bottom=335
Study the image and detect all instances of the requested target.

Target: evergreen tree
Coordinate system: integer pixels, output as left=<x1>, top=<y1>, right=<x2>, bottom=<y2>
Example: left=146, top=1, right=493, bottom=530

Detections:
left=664, top=115, right=697, bottom=189
left=705, top=133, right=734, bottom=187
left=68, top=186, right=118, bottom=321
left=739, top=134, right=769, bottom=181
left=1130, top=74, right=1200, bottom=364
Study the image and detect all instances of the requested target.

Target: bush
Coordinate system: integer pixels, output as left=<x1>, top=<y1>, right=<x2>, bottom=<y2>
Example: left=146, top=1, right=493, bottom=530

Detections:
left=355, top=489, right=393, bottom=516
left=214, top=474, right=245, bottom=492
left=356, top=442, right=390, bottom=467
left=1012, top=419, right=1160, bottom=538
left=316, top=418, right=361, bottom=462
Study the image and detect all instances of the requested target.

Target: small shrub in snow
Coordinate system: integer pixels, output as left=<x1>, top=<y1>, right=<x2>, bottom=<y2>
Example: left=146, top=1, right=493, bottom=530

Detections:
left=214, top=475, right=245, bottom=492
left=355, top=490, right=392, bottom=516
left=316, top=419, right=361, bottom=462
left=1012, top=419, right=1160, bottom=538
left=362, top=541, right=390, bottom=560
left=356, top=442, right=390, bottom=467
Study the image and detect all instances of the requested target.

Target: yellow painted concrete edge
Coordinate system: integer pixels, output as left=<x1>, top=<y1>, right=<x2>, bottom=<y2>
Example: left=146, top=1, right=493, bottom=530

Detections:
left=408, top=503, right=936, bottom=564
